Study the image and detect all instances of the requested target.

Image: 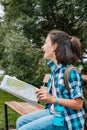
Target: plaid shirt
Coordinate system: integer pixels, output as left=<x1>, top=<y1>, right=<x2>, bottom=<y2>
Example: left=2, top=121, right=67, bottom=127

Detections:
left=45, top=61, right=85, bottom=130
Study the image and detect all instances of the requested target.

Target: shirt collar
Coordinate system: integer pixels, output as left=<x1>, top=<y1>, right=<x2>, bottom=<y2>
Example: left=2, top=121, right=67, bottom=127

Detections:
left=47, top=60, right=64, bottom=72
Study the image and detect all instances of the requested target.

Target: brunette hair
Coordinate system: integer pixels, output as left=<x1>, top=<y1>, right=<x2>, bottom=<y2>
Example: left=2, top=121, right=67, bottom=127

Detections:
left=48, top=30, right=82, bottom=65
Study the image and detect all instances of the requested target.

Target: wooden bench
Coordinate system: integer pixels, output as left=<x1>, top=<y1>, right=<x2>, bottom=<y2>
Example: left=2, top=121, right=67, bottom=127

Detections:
left=4, top=74, right=50, bottom=130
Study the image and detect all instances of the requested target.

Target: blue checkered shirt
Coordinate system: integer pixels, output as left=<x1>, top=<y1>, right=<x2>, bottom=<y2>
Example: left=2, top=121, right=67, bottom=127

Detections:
left=45, top=61, right=85, bottom=130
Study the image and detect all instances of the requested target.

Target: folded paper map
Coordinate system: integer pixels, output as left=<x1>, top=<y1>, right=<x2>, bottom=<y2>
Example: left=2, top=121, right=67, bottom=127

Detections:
left=0, top=75, right=39, bottom=103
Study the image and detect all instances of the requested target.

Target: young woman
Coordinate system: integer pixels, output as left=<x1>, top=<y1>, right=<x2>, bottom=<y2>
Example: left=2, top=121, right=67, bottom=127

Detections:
left=16, top=30, right=85, bottom=130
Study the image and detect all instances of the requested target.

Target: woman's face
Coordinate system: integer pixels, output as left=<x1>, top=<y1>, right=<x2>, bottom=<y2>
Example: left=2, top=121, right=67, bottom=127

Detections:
left=42, top=35, right=57, bottom=60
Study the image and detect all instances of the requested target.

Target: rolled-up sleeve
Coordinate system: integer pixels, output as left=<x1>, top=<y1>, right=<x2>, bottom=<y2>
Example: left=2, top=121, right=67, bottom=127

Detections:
left=68, top=69, right=84, bottom=99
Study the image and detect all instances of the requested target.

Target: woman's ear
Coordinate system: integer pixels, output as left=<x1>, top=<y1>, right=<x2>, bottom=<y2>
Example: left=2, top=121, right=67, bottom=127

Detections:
left=53, top=43, right=57, bottom=52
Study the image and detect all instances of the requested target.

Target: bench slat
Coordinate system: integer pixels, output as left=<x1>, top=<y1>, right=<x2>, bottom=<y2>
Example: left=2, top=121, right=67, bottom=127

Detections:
left=5, top=101, right=44, bottom=116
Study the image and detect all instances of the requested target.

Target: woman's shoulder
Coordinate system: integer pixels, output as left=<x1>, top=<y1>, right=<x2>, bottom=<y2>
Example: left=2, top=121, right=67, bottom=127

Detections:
left=69, top=68, right=83, bottom=82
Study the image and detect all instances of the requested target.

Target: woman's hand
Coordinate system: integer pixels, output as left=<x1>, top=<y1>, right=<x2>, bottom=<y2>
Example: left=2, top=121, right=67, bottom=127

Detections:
left=36, top=86, right=56, bottom=104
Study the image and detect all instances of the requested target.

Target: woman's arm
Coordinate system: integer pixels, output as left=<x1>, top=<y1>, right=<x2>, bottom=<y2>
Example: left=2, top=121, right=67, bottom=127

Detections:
left=36, top=86, right=83, bottom=110
left=58, top=97, right=83, bottom=110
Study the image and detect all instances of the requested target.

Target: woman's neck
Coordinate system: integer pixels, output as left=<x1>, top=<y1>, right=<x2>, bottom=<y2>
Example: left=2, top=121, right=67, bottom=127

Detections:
left=53, top=59, right=58, bottom=67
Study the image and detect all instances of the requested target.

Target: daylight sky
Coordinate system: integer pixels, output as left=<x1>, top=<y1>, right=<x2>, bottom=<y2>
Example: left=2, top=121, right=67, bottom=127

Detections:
left=0, top=4, right=5, bottom=22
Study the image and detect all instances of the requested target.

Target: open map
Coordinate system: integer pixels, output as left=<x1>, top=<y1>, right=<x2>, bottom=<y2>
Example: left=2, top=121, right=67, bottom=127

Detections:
left=0, top=75, right=39, bottom=103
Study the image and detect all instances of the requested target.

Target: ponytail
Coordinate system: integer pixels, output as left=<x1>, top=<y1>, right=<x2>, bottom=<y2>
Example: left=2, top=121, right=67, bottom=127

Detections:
left=70, top=36, right=82, bottom=63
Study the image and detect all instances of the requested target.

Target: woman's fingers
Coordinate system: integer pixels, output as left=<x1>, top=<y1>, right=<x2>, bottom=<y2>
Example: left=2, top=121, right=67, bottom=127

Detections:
left=36, top=86, right=52, bottom=102
left=36, top=90, right=47, bottom=97
left=38, top=93, right=47, bottom=101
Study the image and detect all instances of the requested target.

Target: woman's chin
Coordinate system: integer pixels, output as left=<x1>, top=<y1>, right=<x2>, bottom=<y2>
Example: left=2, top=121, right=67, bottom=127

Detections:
left=44, top=54, right=47, bottom=59
left=44, top=55, right=50, bottom=60
left=44, top=56, right=47, bottom=59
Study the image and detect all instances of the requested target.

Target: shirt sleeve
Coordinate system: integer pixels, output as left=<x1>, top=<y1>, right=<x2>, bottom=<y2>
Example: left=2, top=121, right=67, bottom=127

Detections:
left=68, top=69, right=84, bottom=99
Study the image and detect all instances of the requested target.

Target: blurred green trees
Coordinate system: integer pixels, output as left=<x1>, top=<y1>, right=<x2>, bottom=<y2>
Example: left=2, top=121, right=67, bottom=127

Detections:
left=0, top=0, right=87, bottom=87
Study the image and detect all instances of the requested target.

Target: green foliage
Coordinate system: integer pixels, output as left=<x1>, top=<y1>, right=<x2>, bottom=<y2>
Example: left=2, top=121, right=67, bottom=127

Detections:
left=0, top=0, right=87, bottom=87
left=0, top=28, right=49, bottom=87
left=3, top=0, right=87, bottom=48
left=0, top=4, right=50, bottom=87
